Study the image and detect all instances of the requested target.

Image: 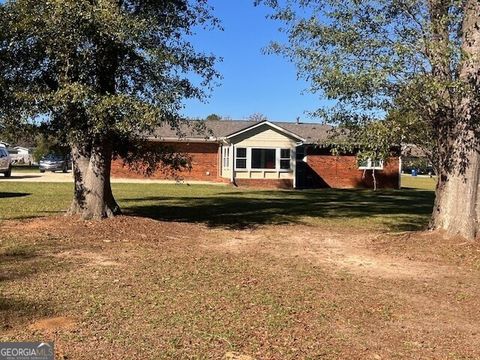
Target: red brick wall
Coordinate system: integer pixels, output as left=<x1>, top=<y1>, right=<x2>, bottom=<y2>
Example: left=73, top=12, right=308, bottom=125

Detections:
left=111, top=141, right=223, bottom=182
left=234, top=178, right=293, bottom=189
left=306, top=155, right=400, bottom=189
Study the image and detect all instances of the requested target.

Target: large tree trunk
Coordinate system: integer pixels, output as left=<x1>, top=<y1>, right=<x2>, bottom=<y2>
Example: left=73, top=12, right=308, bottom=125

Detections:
left=430, top=0, right=480, bottom=240
left=67, top=140, right=121, bottom=219
left=431, top=150, right=480, bottom=240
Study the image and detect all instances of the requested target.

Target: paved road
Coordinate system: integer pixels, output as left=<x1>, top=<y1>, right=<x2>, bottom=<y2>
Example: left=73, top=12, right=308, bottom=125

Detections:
left=1, top=171, right=73, bottom=182
left=0, top=171, right=226, bottom=185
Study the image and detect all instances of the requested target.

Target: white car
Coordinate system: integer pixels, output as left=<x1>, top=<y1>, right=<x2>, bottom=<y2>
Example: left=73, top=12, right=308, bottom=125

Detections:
left=0, top=147, right=12, bottom=177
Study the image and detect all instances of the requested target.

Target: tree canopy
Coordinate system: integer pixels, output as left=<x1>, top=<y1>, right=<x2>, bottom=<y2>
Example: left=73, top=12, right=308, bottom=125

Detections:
left=0, top=0, right=220, bottom=218
left=259, top=0, right=480, bottom=239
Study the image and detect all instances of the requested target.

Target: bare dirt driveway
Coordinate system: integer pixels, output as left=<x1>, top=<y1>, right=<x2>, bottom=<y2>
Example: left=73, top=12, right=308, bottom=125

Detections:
left=1, top=216, right=480, bottom=359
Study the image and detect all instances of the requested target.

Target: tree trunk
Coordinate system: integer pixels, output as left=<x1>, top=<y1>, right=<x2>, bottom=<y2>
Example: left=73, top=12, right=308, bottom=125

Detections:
left=430, top=0, right=480, bottom=240
left=67, top=140, right=121, bottom=219
left=67, top=143, right=90, bottom=215
left=430, top=150, right=480, bottom=240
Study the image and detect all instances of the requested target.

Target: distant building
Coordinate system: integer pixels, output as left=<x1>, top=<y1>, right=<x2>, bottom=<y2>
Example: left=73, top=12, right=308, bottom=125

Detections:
left=111, top=120, right=401, bottom=189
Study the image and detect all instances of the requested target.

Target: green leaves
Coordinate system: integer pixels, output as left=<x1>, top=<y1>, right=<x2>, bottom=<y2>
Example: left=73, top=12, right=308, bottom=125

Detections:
left=259, top=0, right=479, bottom=175
left=0, top=0, right=220, bottom=151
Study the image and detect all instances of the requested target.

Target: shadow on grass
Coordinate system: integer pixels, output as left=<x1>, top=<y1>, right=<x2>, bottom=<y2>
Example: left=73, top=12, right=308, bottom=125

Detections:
left=0, top=296, right=53, bottom=332
left=0, top=192, right=30, bottom=199
left=122, top=188, right=435, bottom=232
left=0, top=246, right=56, bottom=330
left=0, top=245, right=41, bottom=282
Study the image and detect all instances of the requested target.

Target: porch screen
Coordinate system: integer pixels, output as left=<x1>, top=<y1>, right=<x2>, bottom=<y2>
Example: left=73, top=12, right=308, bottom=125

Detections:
left=251, top=149, right=276, bottom=169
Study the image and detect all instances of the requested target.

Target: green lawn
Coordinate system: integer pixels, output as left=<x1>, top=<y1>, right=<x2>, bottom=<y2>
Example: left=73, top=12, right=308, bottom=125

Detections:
left=0, top=180, right=435, bottom=232
left=401, top=174, right=437, bottom=190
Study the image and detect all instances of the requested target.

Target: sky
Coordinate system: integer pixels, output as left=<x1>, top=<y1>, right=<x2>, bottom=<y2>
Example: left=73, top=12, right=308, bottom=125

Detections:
left=0, top=0, right=325, bottom=123
left=182, top=0, right=321, bottom=122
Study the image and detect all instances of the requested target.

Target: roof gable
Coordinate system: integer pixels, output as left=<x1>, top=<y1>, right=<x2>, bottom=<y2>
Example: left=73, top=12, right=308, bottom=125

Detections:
left=225, top=121, right=305, bottom=142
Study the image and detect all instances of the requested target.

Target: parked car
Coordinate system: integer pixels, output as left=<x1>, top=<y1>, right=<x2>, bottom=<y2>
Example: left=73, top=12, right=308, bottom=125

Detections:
left=39, top=154, right=71, bottom=173
left=0, top=147, right=12, bottom=177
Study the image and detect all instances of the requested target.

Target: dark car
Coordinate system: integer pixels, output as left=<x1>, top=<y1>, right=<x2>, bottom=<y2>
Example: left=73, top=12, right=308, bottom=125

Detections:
left=39, top=154, right=71, bottom=173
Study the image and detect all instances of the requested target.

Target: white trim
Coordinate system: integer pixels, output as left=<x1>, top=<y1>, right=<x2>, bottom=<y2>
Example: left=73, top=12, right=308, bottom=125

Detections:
left=235, top=146, right=248, bottom=171
left=230, top=144, right=235, bottom=183
left=248, top=148, right=277, bottom=171
left=225, top=120, right=306, bottom=142
left=233, top=146, right=293, bottom=172
left=292, top=147, right=297, bottom=189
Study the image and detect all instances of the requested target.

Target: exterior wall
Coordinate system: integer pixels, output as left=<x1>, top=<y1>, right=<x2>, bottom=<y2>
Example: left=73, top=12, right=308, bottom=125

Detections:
left=111, top=136, right=400, bottom=190
left=111, top=141, right=224, bottom=182
left=305, top=152, right=400, bottom=189
left=225, top=124, right=299, bottom=183
left=233, top=128, right=298, bottom=148
left=234, top=178, right=293, bottom=189
left=234, top=170, right=292, bottom=179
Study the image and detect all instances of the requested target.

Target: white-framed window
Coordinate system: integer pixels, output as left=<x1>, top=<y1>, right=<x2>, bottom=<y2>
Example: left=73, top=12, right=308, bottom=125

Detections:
left=222, top=146, right=230, bottom=169
left=358, top=158, right=384, bottom=170
left=251, top=148, right=276, bottom=169
left=236, top=147, right=247, bottom=169
left=280, top=149, right=291, bottom=170
left=234, top=147, right=293, bottom=171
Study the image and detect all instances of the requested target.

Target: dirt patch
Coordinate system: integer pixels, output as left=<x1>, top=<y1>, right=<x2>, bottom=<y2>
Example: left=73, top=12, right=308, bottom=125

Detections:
left=225, top=352, right=255, bottom=360
left=209, top=225, right=455, bottom=280
left=53, top=250, right=121, bottom=267
left=29, top=317, right=76, bottom=332
left=2, top=216, right=480, bottom=359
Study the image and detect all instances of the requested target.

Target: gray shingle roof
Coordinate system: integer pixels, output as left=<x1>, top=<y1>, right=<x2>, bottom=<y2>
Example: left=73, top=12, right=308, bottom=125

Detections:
left=149, top=119, right=333, bottom=144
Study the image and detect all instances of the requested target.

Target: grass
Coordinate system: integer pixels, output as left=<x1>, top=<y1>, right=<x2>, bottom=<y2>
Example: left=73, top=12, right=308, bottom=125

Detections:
left=401, top=174, right=437, bottom=190
left=0, top=180, right=435, bottom=232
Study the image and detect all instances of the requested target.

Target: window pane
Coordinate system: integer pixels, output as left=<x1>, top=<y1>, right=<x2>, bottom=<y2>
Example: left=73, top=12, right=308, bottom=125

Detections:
left=236, top=159, right=247, bottom=169
left=251, top=149, right=276, bottom=169
left=280, top=159, right=291, bottom=170
left=358, top=159, right=369, bottom=168
left=280, top=149, right=290, bottom=159
left=236, top=148, right=246, bottom=158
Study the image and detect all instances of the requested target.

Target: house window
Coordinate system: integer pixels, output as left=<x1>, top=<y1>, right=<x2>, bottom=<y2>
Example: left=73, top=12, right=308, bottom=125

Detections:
left=358, top=158, right=384, bottom=170
left=223, top=147, right=230, bottom=169
left=251, top=148, right=276, bottom=169
left=236, top=147, right=247, bottom=169
left=280, top=149, right=291, bottom=170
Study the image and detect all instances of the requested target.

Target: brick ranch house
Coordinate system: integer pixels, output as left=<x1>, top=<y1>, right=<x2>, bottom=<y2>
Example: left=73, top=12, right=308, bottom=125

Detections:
left=111, top=120, right=401, bottom=189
